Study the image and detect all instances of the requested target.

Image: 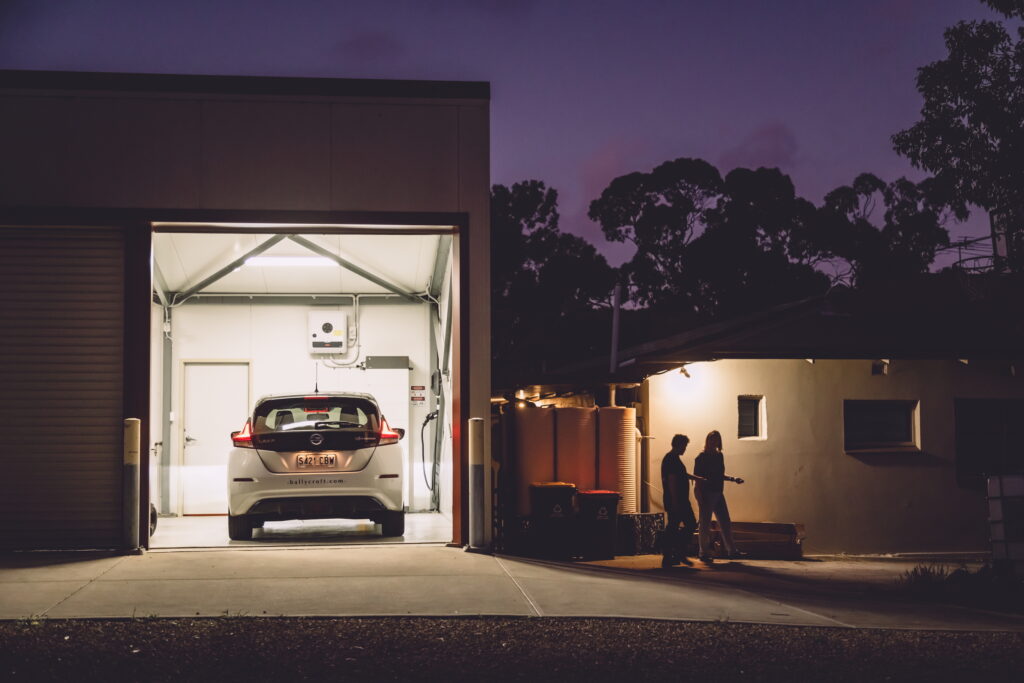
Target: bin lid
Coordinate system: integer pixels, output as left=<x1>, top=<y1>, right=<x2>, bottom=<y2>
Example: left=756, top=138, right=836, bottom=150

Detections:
left=578, top=490, right=621, bottom=496
left=530, top=481, right=576, bottom=489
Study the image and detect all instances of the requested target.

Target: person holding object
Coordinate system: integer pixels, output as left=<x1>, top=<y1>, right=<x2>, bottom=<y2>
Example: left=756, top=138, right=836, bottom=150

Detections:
left=693, top=430, right=746, bottom=564
left=660, top=434, right=705, bottom=568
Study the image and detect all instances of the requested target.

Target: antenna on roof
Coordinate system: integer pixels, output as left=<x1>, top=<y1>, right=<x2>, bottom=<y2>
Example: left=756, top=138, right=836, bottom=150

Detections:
left=314, top=361, right=319, bottom=394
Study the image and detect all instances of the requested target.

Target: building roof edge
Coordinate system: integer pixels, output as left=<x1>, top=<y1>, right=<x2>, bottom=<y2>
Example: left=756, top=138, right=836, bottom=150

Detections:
left=0, top=69, right=490, bottom=101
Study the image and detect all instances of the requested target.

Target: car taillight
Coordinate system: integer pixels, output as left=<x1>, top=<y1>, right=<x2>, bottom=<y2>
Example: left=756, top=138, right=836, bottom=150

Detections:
left=379, top=417, right=400, bottom=446
left=232, top=420, right=254, bottom=448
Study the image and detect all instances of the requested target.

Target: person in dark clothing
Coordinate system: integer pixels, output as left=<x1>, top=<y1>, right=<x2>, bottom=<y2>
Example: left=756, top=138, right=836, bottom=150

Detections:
left=693, top=430, right=745, bottom=564
left=660, top=434, right=704, bottom=568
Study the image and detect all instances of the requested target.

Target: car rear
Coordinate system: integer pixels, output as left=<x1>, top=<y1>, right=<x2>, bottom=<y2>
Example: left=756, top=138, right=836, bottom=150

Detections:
left=227, top=393, right=405, bottom=540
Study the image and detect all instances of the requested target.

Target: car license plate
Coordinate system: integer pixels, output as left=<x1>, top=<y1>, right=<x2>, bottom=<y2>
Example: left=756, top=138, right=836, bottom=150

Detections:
left=296, top=453, right=337, bottom=468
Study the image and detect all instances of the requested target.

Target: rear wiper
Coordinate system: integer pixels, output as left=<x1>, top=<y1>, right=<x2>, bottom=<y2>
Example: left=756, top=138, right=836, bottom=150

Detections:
left=314, top=420, right=361, bottom=429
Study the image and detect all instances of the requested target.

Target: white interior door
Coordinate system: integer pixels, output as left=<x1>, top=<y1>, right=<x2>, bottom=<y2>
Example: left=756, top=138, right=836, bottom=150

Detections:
left=182, top=362, right=249, bottom=515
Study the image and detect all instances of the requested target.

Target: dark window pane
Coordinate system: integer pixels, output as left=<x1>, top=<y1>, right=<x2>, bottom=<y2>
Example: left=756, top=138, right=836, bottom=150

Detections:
left=954, top=398, right=1024, bottom=489
left=843, top=400, right=915, bottom=449
left=738, top=396, right=760, bottom=438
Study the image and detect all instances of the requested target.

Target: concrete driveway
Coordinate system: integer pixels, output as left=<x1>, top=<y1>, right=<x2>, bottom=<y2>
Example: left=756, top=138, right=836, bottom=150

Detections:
left=2, top=545, right=1021, bottom=631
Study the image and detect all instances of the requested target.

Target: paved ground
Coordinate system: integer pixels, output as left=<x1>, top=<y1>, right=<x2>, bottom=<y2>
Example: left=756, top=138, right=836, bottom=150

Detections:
left=2, top=545, right=1022, bottom=631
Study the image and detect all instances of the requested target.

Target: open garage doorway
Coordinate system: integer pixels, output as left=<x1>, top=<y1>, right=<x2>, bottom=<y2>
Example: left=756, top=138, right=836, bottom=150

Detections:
left=147, top=224, right=456, bottom=548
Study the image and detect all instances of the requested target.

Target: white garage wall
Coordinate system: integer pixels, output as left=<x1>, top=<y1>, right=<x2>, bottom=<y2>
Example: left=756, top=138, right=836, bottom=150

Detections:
left=164, top=301, right=442, bottom=514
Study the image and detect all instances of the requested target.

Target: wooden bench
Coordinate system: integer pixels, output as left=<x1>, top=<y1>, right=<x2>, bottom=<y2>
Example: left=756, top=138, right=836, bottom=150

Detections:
left=698, top=521, right=806, bottom=559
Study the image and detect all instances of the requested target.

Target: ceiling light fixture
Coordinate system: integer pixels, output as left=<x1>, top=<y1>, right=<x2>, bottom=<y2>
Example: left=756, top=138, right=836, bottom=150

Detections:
left=244, top=256, right=336, bottom=267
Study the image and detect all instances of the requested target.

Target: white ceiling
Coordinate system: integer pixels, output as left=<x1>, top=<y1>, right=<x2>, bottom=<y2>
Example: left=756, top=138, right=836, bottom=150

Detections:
left=153, top=232, right=444, bottom=298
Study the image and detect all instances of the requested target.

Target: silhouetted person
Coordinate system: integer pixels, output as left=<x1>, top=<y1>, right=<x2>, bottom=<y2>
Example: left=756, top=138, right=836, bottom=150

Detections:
left=660, top=434, right=703, bottom=568
left=694, top=430, right=745, bottom=564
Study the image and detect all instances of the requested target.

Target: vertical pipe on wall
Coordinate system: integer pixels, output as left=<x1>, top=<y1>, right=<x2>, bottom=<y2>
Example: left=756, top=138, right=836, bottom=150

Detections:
left=639, top=380, right=651, bottom=513
left=425, top=304, right=438, bottom=511
left=161, top=307, right=173, bottom=515
left=430, top=300, right=447, bottom=514
left=609, top=285, right=621, bottom=374
left=123, top=418, right=141, bottom=553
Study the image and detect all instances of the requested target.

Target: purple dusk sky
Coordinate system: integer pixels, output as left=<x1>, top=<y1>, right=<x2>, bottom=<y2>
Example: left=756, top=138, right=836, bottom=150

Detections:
left=0, top=0, right=1002, bottom=266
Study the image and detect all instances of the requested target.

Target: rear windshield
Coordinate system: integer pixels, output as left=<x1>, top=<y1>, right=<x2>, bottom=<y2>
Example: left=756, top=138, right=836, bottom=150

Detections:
left=252, top=396, right=380, bottom=435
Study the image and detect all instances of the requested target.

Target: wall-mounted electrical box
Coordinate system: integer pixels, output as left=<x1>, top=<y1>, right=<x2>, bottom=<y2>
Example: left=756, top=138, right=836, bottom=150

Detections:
left=308, top=311, right=349, bottom=354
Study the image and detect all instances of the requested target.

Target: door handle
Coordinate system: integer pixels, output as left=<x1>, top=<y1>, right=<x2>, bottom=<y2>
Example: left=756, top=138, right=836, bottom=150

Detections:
left=185, top=435, right=198, bottom=444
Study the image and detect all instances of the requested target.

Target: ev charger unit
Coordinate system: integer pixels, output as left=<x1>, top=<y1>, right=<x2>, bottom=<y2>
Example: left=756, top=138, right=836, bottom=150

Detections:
left=308, top=311, right=349, bottom=354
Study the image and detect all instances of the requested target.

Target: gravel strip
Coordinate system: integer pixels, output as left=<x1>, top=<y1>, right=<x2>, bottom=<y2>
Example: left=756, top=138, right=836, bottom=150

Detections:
left=2, top=617, right=1022, bottom=681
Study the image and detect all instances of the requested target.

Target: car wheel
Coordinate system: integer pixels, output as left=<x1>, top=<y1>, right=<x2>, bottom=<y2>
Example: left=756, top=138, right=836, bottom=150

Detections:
left=228, top=514, right=253, bottom=541
left=149, top=503, right=158, bottom=536
left=380, top=510, right=405, bottom=537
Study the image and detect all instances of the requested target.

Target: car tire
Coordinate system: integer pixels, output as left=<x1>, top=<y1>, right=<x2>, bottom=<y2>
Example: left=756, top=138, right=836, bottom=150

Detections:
left=380, top=510, right=405, bottom=537
left=149, top=503, right=158, bottom=536
left=228, top=514, right=253, bottom=541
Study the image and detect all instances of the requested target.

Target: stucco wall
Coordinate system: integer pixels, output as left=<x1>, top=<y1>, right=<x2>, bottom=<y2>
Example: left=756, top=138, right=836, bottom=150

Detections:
left=645, top=358, right=1024, bottom=554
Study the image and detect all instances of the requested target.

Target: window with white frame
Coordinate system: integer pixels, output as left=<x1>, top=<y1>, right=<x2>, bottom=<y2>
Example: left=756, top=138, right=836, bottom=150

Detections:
left=843, top=399, right=918, bottom=451
left=738, top=395, right=765, bottom=439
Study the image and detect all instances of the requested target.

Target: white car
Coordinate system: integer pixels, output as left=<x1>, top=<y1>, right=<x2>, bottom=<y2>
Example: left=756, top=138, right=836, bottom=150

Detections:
left=227, top=392, right=405, bottom=541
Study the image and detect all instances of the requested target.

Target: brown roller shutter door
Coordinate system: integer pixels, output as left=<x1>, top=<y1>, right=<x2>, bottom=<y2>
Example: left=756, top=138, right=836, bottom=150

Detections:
left=0, top=226, right=126, bottom=549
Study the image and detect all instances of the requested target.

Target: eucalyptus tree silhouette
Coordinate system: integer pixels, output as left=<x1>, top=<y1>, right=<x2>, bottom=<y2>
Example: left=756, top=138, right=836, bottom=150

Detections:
left=892, top=2, right=1024, bottom=269
left=491, top=181, right=615, bottom=384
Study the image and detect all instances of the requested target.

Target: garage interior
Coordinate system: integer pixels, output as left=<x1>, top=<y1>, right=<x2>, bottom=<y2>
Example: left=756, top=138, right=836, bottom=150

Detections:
left=148, top=224, right=455, bottom=547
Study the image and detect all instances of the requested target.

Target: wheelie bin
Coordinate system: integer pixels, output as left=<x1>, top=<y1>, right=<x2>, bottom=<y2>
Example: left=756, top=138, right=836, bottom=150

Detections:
left=529, top=482, right=576, bottom=558
left=576, top=490, right=621, bottom=560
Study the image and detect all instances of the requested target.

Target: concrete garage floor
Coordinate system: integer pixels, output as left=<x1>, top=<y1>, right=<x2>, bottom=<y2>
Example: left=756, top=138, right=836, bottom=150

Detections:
left=2, top=546, right=1023, bottom=631
left=150, top=512, right=451, bottom=548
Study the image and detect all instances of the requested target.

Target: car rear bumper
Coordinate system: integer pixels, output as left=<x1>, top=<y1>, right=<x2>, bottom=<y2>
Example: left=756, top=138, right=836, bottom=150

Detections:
left=227, top=447, right=403, bottom=517
left=246, top=495, right=387, bottom=521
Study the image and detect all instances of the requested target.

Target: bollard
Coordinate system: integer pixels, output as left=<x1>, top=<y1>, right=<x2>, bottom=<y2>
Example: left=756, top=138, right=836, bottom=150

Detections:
left=468, top=417, right=487, bottom=551
left=123, top=418, right=142, bottom=554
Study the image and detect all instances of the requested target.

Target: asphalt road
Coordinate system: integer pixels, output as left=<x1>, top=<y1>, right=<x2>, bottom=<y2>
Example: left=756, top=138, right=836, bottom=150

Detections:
left=2, top=616, right=1021, bottom=682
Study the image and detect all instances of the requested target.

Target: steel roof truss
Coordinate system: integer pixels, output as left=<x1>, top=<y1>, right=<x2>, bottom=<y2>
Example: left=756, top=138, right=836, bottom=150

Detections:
left=287, top=235, right=421, bottom=303
left=171, top=234, right=287, bottom=304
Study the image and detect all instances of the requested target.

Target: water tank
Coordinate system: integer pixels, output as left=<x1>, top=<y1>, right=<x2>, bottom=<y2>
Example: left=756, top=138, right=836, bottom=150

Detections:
left=554, top=407, right=598, bottom=492
left=598, top=407, right=638, bottom=513
left=512, top=406, right=556, bottom=516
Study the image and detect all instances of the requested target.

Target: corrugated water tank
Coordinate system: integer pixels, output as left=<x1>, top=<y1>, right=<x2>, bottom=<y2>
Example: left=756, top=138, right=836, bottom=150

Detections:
left=512, top=406, right=556, bottom=516
left=598, top=407, right=638, bottom=514
left=555, top=407, right=598, bottom=492
left=511, top=404, right=639, bottom=516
